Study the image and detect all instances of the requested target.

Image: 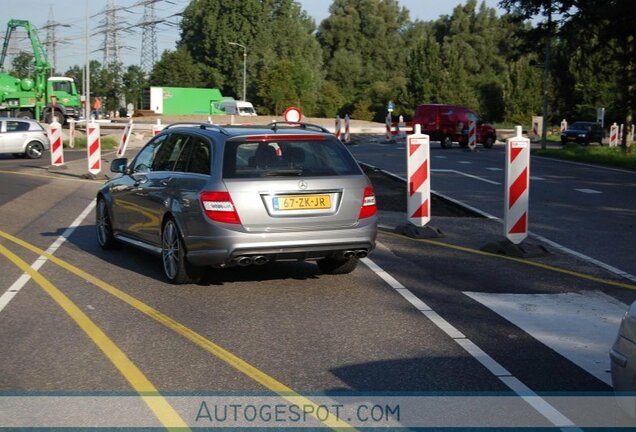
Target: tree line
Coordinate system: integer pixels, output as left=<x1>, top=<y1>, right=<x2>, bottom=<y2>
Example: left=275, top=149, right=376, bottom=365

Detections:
left=41, top=0, right=632, bottom=127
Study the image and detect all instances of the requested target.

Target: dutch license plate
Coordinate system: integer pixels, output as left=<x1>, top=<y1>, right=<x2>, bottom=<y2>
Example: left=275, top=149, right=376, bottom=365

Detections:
left=273, top=195, right=331, bottom=210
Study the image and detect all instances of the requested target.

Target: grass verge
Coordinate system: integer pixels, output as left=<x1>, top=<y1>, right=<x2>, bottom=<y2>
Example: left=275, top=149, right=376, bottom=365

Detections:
left=532, top=144, right=636, bottom=171
left=63, top=136, right=118, bottom=150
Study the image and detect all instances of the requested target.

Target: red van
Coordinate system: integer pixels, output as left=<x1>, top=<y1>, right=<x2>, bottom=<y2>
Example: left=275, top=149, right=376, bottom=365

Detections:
left=413, top=104, right=497, bottom=149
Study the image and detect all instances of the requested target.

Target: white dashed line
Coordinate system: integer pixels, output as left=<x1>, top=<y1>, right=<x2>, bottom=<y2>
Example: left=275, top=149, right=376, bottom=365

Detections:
left=486, top=167, right=503, bottom=171
left=0, top=201, right=96, bottom=314
left=530, top=176, right=545, bottom=181
left=575, top=188, right=602, bottom=194
left=361, top=256, right=577, bottom=429
left=458, top=161, right=472, bottom=164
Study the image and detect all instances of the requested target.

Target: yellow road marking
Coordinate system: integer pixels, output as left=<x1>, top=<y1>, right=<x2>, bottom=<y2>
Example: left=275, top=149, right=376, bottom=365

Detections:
left=380, top=229, right=636, bottom=291
left=0, top=169, right=101, bottom=183
left=0, top=242, right=188, bottom=430
left=0, top=229, right=354, bottom=431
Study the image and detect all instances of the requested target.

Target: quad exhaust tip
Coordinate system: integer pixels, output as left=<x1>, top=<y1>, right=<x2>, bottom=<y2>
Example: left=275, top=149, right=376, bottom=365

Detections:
left=233, top=255, right=270, bottom=267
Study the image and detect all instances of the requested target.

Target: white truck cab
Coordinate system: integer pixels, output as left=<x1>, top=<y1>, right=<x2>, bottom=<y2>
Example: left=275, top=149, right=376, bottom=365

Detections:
left=215, top=100, right=257, bottom=116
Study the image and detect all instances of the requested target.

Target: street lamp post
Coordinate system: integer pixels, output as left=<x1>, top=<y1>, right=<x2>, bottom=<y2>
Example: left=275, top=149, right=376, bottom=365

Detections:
left=229, top=42, right=246, bottom=101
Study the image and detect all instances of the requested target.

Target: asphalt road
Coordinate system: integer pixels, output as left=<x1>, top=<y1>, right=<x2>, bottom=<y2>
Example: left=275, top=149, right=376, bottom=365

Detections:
left=347, top=137, right=636, bottom=281
left=0, top=152, right=635, bottom=429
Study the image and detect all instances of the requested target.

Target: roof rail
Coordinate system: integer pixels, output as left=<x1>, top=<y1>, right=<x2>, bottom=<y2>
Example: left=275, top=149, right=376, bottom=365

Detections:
left=164, top=122, right=229, bottom=135
left=267, top=121, right=331, bottom=134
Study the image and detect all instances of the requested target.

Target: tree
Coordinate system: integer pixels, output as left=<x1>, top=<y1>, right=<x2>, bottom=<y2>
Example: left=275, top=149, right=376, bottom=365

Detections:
left=317, top=0, right=411, bottom=119
left=123, top=65, right=147, bottom=109
left=10, top=52, right=35, bottom=79
left=149, top=48, right=209, bottom=88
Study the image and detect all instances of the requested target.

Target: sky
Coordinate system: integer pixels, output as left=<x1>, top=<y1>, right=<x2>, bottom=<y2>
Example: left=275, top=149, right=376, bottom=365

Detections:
left=1, top=0, right=502, bottom=73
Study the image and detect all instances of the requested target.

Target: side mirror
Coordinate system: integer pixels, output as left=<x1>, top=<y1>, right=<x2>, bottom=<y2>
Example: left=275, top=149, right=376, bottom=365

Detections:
left=110, top=158, right=128, bottom=174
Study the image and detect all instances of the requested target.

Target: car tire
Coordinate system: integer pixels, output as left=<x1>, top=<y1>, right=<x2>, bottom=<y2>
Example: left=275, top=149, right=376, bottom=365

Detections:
left=317, top=257, right=359, bottom=275
left=96, top=198, right=120, bottom=249
left=25, top=141, right=44, bottom=159
left=17, top=110, right=34, bottom=119
left=483, top=135, right=495, bottom=149
left=441, top=135, right=453, bottom=149
left=161, top=218, right=198, bottom=284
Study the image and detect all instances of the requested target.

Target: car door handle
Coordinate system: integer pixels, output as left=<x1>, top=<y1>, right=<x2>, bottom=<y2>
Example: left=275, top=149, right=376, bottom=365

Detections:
left=133, top=176, right=148, bottom=187
left=160, top=177, right=173, bottom=186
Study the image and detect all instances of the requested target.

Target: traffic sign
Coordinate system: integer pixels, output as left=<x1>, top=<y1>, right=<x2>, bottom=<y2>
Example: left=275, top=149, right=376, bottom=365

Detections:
left=283, top=107, right=302, bottom=123
left=387, top=100, right=395, bottom=112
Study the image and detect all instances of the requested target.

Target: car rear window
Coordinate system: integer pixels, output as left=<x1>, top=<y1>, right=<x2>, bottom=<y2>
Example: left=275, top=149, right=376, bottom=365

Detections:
left=222, top=138, right=361, bottom=179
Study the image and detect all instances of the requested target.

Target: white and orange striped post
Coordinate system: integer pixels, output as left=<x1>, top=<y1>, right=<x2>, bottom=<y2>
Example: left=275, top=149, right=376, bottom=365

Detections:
left=48, top=120, right=64, bottom=166
left=344, top=114, right=351, bottom=143
left=560, top=119, right=568, bottom=133
left=407, top=124, right=431, bottom=227
left=504, top=126, right=530, bottom=244
left=152, top=119, right=164, bottom=136
left=86, top=122, right=102, bottom=175
left=468, top=118, right=477, bottom=151
left=116, top=119, right=134, bottom=158
left=334, top=115, right=342, bottom=141
left=609, top=123, right=619, bottom=147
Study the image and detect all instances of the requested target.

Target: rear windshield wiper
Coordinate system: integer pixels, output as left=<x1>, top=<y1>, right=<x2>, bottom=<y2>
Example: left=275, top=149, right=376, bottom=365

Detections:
left=261, top=169, right=303, bottom=177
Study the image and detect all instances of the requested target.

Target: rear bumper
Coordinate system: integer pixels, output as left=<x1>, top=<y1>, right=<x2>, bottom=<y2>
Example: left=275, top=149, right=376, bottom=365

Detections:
left=185, top=220, right=377, bottom=267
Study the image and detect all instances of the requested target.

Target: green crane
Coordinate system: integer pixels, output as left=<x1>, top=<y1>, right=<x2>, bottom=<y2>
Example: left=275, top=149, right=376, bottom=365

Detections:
left=0, top=19, right=81, bottom=123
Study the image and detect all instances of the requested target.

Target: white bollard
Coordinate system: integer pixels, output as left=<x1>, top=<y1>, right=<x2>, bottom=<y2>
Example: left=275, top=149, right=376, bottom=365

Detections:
left=385, top=113, right=392, bottom=142
left=504, top=126, right=530, bottom=244
left=398, top=115, right=406, bottom=139
left=619, top=124, right=624, bottom=143
left=344, top=114, right=351, bottom=143
left=468, top=118, right=477, bottom=151
left=86, top=122, right=102, bottom=175
left=560, top=119, right=568, bottom=133
left=609, top=123, right=619, bottom=147
left=407, top=124, right=431, bottom=227
left=152, top=118, right=164, bottom=136
left=68, top=119, right=75, bottom=149
left=116, top=120, right=134, bottom=158
left=48, top=120, right=64, bottom=166
left=335, top=115, right=342, bottom=140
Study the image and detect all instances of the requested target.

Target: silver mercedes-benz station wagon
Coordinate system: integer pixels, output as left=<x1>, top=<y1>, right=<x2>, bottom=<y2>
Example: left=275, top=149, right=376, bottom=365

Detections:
left=96, top=122, right=378, bottom=284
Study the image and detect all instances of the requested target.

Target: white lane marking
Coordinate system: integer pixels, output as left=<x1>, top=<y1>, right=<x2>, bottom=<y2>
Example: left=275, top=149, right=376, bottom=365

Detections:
left=432, top=169, right=501, bottom=185
left=530, top=176, right=545, bottom=181
left=0, top=200, right=96, bottom=314
left=434, top=156, right=447, bottom=159
left=487, top=167, right=503, bottom=171
left=529, top=232, right=636, bottom=283
left=458, top=161, right=472, bottom=164
left=359, top=162, right=636, bottom=282
left=575, top=188, right=602, bottom=194
left=464, top=291, right=627, bottom=386
left=361, top=257, right=577, bottom=428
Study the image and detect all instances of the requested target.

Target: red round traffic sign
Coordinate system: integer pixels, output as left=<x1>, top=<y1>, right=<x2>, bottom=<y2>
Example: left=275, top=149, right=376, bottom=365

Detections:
left=283, top=107, right=302, bottom=123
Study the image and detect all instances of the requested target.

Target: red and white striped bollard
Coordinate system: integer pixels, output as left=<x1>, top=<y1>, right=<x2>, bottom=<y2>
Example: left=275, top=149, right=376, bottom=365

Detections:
left=504, top=126, right=530, bottom=244
left=407, top=124, right=431, bottom=227
left=116, top=120, right=134, bottom=158
left=609, top=123, right=619, bottom=147
left=560, top=119, right=568, bottom=133
left=86, top=122, right=101, bottom=175
left=344, top=114, right=350, bottom=143
left=152, top=119, right=164, bottom=136
left=334, top=115, right=342, bottom=140
left=48, top=120, right=64, bottom=166
left=468, top=118, right=476, bottom=151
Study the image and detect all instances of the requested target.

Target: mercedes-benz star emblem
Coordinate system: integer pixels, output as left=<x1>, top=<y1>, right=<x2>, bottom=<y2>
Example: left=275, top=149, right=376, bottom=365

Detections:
left=298, top=180, right=308, bottom=190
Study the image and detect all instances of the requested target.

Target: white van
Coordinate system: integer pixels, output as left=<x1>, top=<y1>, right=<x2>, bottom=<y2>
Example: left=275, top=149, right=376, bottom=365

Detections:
left=215, top=100, right=257, bottom=116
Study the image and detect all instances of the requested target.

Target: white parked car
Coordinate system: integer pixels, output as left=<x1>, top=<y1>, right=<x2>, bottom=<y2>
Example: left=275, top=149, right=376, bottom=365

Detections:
left=0, top=117, right=50, bottom=159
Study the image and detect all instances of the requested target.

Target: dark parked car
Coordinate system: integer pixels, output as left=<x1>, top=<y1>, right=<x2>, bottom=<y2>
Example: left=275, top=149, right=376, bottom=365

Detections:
left=560, top=121, right=605, bottom=145
left=96, top=122, right=378, bottom=284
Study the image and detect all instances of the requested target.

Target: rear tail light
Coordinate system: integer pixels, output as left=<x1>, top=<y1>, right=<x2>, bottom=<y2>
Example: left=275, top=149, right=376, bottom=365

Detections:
left=358, top=186, right=377, bottom=219
left=200, top=191, right=241, bottom=224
